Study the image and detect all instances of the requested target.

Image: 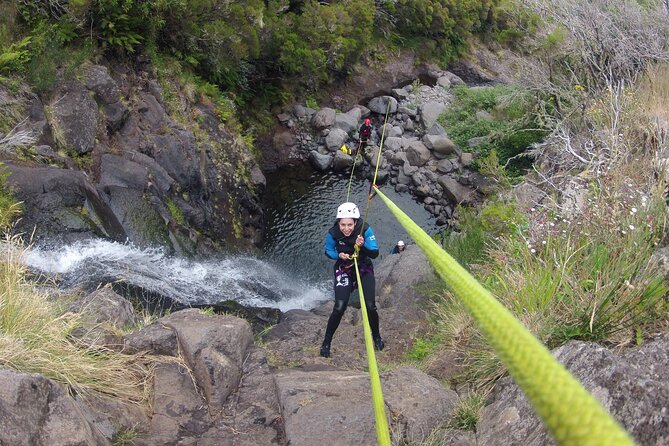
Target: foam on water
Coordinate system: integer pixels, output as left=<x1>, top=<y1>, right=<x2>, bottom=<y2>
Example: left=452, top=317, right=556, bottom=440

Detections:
left=22, top=239, right=329, bottom=311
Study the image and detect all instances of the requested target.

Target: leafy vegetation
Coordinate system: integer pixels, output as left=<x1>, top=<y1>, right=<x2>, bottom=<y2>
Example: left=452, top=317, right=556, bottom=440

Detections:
left=1, top=0, right=516, bottom=120
left=450, top=392, right=485, bottom=431
left=438, top=85, right=546, bottom=173
left=404, top=335, right=443, bottom=361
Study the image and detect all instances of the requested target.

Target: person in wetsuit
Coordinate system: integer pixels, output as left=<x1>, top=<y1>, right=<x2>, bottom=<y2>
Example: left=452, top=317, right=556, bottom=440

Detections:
left=356, top=117, right=372, bottom=157
left=391, top=240, right=406, bottom=254
left=320, top=202, right=384, bottom=358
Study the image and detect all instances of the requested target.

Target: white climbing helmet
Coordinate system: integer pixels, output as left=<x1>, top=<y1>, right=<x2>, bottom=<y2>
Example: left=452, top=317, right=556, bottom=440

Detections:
left=397, top=240, right=405, bottom=246
left=336, top=202, right=360, bottom=219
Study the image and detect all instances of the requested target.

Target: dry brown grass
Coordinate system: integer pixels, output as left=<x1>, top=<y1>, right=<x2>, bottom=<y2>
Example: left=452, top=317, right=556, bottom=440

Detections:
left=0, top=235, right=156, bottom=404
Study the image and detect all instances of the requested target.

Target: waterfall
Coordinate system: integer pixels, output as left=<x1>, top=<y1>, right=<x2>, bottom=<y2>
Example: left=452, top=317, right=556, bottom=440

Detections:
left=21, top=239, right=329, bottom=311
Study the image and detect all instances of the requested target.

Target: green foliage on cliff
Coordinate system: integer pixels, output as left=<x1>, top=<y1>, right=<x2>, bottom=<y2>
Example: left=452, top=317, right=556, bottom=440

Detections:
left=1, top=0, right=511, bottom=110
left=438, top=85, right=546, bottom=173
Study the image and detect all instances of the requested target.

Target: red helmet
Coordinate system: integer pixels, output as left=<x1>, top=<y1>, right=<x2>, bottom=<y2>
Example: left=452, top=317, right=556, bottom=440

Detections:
left=364, top=118, right=371, bottom=125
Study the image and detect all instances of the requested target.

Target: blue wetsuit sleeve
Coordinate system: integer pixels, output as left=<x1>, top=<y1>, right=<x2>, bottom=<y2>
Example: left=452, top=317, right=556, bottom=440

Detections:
left=324, top=232, right=339, bottom=260
left=360, top=226, right=379, bottom=259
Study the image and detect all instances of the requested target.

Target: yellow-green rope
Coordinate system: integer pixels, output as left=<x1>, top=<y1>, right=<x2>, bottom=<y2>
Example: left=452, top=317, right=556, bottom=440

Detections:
left=373, top=187, right=635, bottom=446
left=345, top=144, right=362, bottom=203
left=353, top=249, right=391, bottom=446
left=360, top=100, right=392, bottom=236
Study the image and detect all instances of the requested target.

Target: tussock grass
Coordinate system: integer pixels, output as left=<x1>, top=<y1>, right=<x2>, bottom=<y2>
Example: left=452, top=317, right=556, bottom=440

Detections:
left=450, top=392, right=486, bottom=431
left=432, top=65, right=669, bottom=390
left=0, top=236, right=154, bottom=403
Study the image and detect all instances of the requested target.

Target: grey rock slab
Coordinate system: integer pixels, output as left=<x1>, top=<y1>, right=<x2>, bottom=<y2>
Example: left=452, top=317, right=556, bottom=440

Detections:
left=309, top=150, right=333, bottom=171
left=275, top=366, right=457, bottom=446
left=406, top=141, right=431, bottom=167
left=84, top=64, right=121, bottom=104
left=419, top=101, right=446, bottom=129
left=161, top=309, right=253, bottom=412
left=478, top=336, right=669, bottom=446
left=334, top=112, right=358, bottom=134
left=311, top=107, right=336, bottom=130
left=368, top=96, right=398, bottom=114
left=50, top=80, right=98, bottom=154
left=325, top=127, right=349, bottom=152
left=0, top=369, right=107, bottom=446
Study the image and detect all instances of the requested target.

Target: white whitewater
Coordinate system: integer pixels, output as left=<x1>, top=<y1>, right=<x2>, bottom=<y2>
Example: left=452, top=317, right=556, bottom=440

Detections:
left=21, top=239, right=329, bottom=311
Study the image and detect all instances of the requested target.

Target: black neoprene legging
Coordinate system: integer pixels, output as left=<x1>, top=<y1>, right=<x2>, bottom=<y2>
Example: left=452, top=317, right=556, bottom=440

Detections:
left=323, top=269, right=380, bottom=343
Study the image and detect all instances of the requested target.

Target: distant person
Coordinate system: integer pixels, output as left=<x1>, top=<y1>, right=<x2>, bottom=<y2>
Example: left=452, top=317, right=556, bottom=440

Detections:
left=356, top=117, right=373, bottom=156
left=320, top=202, right=384, bottom=358
left=391, top=240, right=405, bottom=254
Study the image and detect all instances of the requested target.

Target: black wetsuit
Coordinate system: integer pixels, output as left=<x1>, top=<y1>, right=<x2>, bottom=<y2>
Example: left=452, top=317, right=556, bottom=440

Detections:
left=323, top=220, right=381, bottom=344
left=358, top=123, right=372, bottom=155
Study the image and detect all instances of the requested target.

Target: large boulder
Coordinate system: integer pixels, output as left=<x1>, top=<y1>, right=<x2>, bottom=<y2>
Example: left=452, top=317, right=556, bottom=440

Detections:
left=150, top=130, right=201, bottom=192
left=50, top=80, right=99, bottom=154
left=83, top=64, right=121, bottom=105
left=422, top=134, right=457, bottom=155
left=309, top=150, right=333, bottom=171
left=477, top=335, right=669, bottom=446
left=333, top=150, right=354, bottom=172
left=406, top=141, right=431, bottom=167
left=161, top=310, right=254, bottom=412
left=334, top=112, right=358, bottom=134
left=438, top=175, right=475, bottom=204
left=0, top=369, right=108, bottom=446
left=325, top=128, right=349, bottom=152
left=419, top=101, right=446, bottom=129
left=6, top=163, right=126, bottom=242
left=99, top=153, right=151, bottom=191
left=384, top=136, right=403, bottom=152
left=368, top=96, right=398, bottom=114
left=274, top=367, right=458, bottom=446
left=98, top=185, right=171, bottom=248
left=311, top=107, right=336, bottom=130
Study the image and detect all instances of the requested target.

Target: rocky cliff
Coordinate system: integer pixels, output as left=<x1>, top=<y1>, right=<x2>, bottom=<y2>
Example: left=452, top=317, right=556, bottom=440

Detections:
left=1, top=60, right=265, bottom=254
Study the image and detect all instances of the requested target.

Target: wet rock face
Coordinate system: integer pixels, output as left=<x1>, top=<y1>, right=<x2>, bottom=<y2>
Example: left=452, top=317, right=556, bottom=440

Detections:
left=1, top=63, right=265, bottom=253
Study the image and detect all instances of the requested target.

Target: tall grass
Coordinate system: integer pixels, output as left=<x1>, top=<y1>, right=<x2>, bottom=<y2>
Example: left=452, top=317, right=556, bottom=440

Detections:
left=0, top=236, right=152, bottom=403
left=431, top=64, right=669, bottom=389
left=436, top=157, right=668, bottom=389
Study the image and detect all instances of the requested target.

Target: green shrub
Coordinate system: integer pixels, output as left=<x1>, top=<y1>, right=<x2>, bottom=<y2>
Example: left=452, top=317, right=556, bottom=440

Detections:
left=269, top=0, right=374, bottom=88
left=405, top=335, right=442, bottom=361
left=438, top=85, right=546, bottom=173
left=450, top=392, right=485, bottom=431
left=167, top=199, right=185, bottom=225
left=439, top=206, right=487, bottom=268
left=0, top=37, right=32, bottom=75
left=435, top=157, right=668, bottom=389
left=480, top=200, right=526, bottom=237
